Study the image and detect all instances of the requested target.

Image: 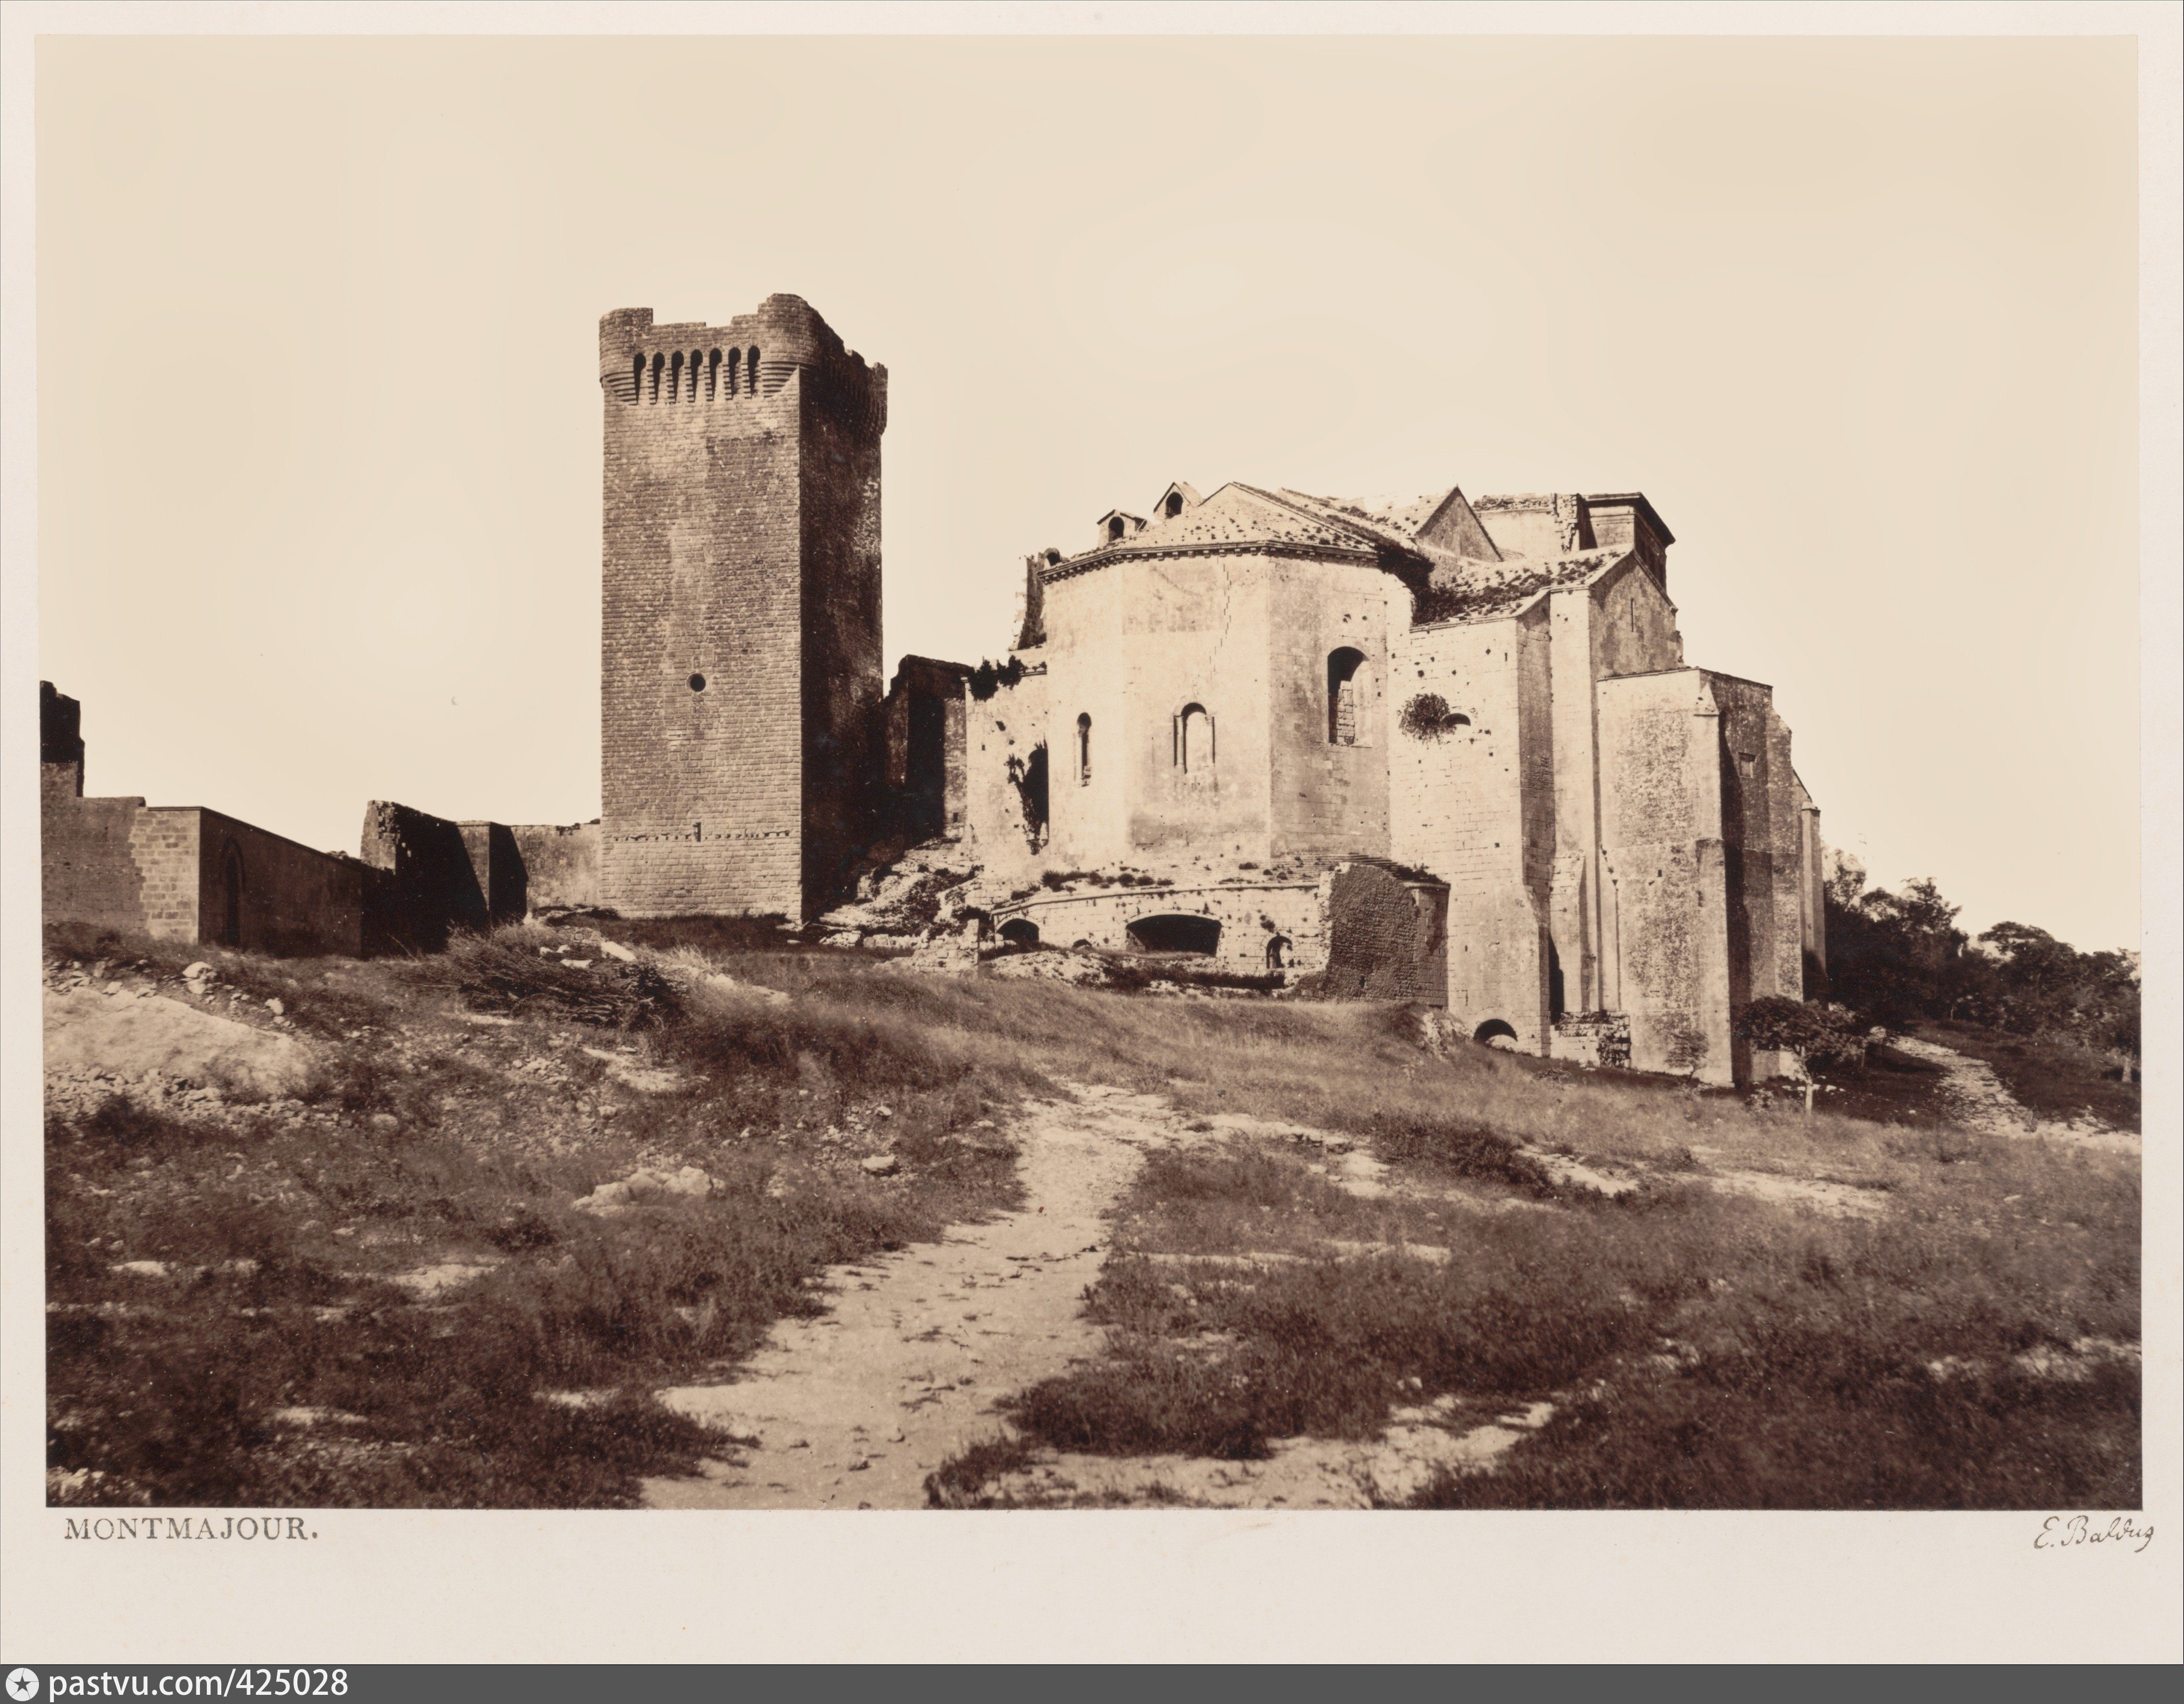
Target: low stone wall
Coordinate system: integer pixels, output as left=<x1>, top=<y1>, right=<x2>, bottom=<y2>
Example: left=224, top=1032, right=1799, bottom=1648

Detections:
left=987, top=863, right=1449, bottom=1005
left=44, top=789, right=373, bottom=957
left=1549, top=1010, right=1632, bottom=1070
left=508, top=821, right=601, bottom=911
left=990, top=880, right=1328, bottom=976
left=198, top=810, right=374, bottom=957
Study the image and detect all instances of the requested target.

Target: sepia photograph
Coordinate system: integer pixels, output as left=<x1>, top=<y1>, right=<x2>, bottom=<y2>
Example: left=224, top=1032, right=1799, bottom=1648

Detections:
left=3, top=0, right=2178, bottom=1668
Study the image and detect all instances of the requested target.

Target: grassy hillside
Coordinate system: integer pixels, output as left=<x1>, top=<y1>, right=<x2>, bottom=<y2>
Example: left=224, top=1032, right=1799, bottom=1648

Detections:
left=44, top=919, right=2139, bottom=1510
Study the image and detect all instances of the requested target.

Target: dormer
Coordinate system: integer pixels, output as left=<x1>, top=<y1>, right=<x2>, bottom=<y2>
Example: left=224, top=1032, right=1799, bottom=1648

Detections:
left=1151, top=482, right=1202, bottom=522
left=1095, top=509, right=1148, bottom=550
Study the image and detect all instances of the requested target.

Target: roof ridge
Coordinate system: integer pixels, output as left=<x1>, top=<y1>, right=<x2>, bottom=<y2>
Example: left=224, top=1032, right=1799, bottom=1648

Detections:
left=1241, top=484, right=1406, bottom=549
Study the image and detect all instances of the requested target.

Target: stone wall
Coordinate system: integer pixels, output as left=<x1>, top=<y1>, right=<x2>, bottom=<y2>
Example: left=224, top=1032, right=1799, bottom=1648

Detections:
left=1318, top=861, right=1449, bottom=1004
left=959, top=668, right=1049, bottom=884
left=42, top=683, right=373, bottom=957
left=508, top=821, right=601, bottom=912
left=198, top=810, right=374, bottom=957
left=1590, top=665, right=1803, bottom=1086
left=359, top=801, right=489, bottom=953
left=1549, top=1010, right=1632, bottom=1070
left=1264, top=558, right=1403, bottom=863
left=1039, top=554, right=1276, bottom=867
left=881, top=656, right=971, bottom=845
left=1594, top=669, right=1728, bottom=1080
left=990, top=879, right=1331, bottom=977
left=1390, top=611, right=1546, bottom=1047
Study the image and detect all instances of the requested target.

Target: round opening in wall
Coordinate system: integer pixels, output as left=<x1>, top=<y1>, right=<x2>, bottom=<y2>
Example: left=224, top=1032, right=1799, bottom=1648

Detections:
left=688, top=674, right=707, bottom=692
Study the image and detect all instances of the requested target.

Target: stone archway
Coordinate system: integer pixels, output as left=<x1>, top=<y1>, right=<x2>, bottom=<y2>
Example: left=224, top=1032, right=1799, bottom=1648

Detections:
left=1126, top=914, right=1221, bottom=957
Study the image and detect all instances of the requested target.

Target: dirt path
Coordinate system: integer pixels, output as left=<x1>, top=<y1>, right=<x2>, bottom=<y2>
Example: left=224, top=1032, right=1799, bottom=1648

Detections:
left=642, top=1086, right=1185, bottom=1509
left=641, top=1084, right=1564, bottom=1510
left=1887, top=1035, right=2140, bottom=1153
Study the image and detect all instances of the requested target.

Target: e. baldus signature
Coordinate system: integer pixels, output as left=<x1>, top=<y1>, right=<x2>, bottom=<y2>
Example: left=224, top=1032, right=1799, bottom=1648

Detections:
left=2034, top=1514, right=2155, bottom=1554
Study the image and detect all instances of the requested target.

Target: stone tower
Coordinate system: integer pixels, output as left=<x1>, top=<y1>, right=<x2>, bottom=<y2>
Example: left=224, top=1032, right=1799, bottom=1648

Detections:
left=598, top=295, right=887, bottom=921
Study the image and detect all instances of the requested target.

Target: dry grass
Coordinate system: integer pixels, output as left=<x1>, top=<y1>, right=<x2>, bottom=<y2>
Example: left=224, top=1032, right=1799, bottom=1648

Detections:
left=46, top=922, right=2140, bottom=1510
left=972, top=1127, right=2138, bottom=1507
left=44, top=925, right=1020, bottom=1509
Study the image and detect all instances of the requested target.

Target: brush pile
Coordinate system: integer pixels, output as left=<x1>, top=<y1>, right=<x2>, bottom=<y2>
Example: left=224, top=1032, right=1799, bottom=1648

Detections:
left=433, top=932, right=680, bottom=1029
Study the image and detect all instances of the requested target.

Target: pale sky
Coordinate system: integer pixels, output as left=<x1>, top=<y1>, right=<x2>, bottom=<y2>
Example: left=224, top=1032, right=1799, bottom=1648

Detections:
left=33, top=32, right=2141, bottom=950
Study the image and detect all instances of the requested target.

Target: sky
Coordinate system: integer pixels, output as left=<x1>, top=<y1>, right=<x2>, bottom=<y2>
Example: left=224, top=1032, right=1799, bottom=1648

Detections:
left=31, top=31, right=2142, bottom=950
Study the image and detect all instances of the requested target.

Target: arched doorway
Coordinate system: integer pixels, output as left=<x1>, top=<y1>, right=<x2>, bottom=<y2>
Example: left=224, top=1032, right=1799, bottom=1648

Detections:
left=219, top=843, right=245, bottom=947
left=998, top=917, right=1041, bottom=948
left=1473, top=1018, right=1519, bottom=1048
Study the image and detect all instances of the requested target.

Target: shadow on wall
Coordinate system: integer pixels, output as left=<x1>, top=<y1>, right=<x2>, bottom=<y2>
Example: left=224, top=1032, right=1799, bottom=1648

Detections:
left=1126, top=913, right=1223, bottom=956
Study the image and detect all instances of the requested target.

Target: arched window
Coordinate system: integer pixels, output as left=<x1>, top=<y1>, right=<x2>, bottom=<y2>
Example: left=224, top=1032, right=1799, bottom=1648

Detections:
left=1076, top=713, right=1092, bottom=785
left=1175, top=703, right=1213, bottom=773
left=707, top=348, right=721, bottom=399
left=1107, top=516, right=1126, bottom=543
left=669, top=351, right=684, bottom=402
left=1328, top=647, right=1367, bottom=745
left=747, top=346, right=761, bottom=393
left=1164, top=491, right=1184, bottom=518
left=630, top=353, right=645, bottom=402
left=649, top=351, right=664, bottom=402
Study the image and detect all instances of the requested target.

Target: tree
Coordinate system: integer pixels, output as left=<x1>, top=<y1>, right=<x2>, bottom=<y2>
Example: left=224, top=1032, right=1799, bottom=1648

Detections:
left=1735, top=996, right=1865, bottom=1115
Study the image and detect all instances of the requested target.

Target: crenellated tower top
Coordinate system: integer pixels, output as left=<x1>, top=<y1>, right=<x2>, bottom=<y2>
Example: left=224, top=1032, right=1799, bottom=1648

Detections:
left=598, top=295, right=887, bottom=430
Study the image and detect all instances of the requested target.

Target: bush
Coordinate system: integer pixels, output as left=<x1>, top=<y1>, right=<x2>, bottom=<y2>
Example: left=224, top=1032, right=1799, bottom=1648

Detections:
left=1735, top=997, right=1865, bottom=1076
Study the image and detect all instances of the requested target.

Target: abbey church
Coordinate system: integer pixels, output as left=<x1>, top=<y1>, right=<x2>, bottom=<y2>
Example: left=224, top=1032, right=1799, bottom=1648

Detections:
left=593, top=296, right=1826, bottom=1086
left=41, top=293, right=1825, bottom=1088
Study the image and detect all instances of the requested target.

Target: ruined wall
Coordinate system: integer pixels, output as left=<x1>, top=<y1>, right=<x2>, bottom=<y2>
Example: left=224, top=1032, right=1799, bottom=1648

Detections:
left=990, top=879, right=1331, bottom=977
left=960, top=667, right=1049, bottom=884
left=41, top=682, right=84, bottom=797
left=881, top=657, right=971, bottom=845
left=507, top=821, right=601, bottom=912
left=1319, top=862, right=1449, bottom=1004
left=598, top=297, right=885, bottom=922
left=1038, top=555, right=1275, bottom=867
left=1390, top=613, right=1543, bottom=1045
left=359, top=801, right=488, bottom=953
left=1471, top=494, right=1592, bottom=561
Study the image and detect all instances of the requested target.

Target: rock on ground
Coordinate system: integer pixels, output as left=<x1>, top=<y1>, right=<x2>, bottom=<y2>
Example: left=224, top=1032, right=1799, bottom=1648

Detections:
left=43, top=986, right=316, bottom=1099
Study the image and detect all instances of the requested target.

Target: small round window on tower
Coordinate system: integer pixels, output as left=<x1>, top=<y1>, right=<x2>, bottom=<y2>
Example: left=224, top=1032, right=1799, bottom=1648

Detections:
left=689, top=673, right=707, bottom=693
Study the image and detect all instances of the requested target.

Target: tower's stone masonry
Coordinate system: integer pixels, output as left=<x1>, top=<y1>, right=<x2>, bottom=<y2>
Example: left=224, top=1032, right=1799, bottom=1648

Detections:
left=598, top=296, right=885, bottom=922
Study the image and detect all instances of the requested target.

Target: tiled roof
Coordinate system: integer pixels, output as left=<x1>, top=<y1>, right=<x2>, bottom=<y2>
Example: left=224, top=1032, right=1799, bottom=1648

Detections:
left=1044, top=483, right=1445, bottom=578
left=1416, top=549, right=1622, bottom=624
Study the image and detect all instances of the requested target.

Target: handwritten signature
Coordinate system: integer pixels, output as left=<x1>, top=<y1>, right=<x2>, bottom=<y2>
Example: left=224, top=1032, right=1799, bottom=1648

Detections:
left=2034, top=1514, right=2155, bottom=1554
